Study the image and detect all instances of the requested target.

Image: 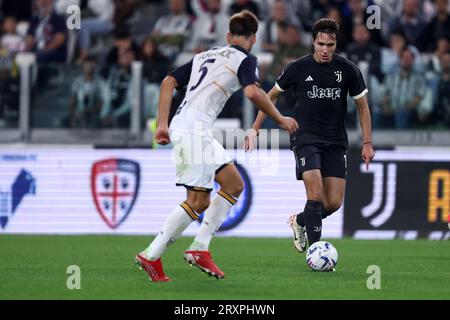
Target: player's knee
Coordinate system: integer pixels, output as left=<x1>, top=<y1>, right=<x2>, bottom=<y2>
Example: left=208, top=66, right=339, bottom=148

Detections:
left=191, top=198, right=210, bottom=213
left=307, top=185, right=324, bottom=202
left=230, top=179, right=244, bottom=197
left=220, top=178, right=244, bottom=198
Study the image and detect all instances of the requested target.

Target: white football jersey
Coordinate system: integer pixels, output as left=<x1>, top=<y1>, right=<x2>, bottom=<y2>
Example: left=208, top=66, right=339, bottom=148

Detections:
left=169, top=45, right=259, bottom=135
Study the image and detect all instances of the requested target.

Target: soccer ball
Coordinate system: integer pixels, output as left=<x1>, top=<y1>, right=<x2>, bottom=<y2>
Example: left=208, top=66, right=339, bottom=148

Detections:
left=306, top=241, right=338, bottom=271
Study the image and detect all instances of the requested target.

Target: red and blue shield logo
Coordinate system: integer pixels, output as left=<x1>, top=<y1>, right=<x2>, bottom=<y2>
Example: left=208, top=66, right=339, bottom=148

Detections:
left=91, top=159, right=140, bottom=229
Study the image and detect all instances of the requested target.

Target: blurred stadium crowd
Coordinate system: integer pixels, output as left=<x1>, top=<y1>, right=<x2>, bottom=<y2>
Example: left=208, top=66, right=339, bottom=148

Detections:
left=0, top=0, right=449, bottom=132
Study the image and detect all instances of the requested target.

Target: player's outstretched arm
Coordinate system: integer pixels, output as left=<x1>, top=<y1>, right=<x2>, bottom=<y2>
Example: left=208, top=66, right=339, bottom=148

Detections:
left=355, top=95, right=375, bottom=170
left=244, top=85, right=285, bottom=151
left=252, top=86, right=282, bottom=131
left=155, top=75, right=178, bottom=145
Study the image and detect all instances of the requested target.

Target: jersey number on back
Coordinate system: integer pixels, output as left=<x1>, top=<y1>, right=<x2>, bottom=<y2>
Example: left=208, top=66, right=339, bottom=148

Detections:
left=189, top=59, right=216, bottom=92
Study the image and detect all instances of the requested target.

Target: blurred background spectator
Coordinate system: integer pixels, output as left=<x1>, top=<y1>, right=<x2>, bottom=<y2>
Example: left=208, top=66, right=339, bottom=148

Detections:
left=77, top=0, right=115, bottom=63
left=433, top=52, right=450, bottom=127
left=419, top=0, right=450, bottom=52
left=427, top=36, right=450, bottom=72
left=325, top=5, right=349, bottom=52
left=141, top=36, right=170, bottom=120
left=113, top=0, right=143, bottom=27
left=382, top=47, right=427, bottom=129
left=67, top=55, right=105, bottom=128
left=151, top=0, right=192, bottom=61
left=1, top=16, right=26, bottom=55
left=266, top=22, right=309, bottom=82
left=0, top=61, right=19, bottom=128
left=141, top=36, right=170, bottom=84
left=25, top=0, right=67, bottom=63
left=100, top=24, right=139, bottom=78
left=229, top=0, right=260, bottom=19
left=101, top=48, right=134, bottom=128
left=0, top=15, right=26, bottom=73
left=342, top=0, right=384, bottom=46
left=381, top=29, right=423, bottom=75
left=188, top=0, right=228, bottom=53
left=262, top=0, right=300, bottom=53
left=346, top=23, right=382, bottom=80
left=388, top=0, right=426, bottom=48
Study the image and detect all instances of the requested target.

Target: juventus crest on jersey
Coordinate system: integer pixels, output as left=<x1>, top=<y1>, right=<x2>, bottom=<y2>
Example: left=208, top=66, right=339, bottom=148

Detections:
left=170, top=45, right=259, bottom=135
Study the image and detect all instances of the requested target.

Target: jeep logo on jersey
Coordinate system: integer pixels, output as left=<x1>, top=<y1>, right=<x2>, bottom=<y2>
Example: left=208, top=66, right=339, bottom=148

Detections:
left=0, top=169, right=36, bottom=229
left=307, top=85, right=341, bottom=100
left=198, top=163, right=252, bottom=231
left=91, top=159, right=140, bottom=229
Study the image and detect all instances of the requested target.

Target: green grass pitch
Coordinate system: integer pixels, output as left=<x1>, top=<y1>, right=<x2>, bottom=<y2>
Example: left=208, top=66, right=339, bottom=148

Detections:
left=0, top=235, right=449, bottom=300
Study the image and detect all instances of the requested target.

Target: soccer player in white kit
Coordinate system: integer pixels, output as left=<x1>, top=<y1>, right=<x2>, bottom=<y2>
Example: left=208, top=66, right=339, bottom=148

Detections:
left=135, top=10, right=298, bottom=282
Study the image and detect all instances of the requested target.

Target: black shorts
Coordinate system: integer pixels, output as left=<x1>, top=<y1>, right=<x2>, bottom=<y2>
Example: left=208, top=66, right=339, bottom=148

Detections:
left=292, top=145, right=347, bottom=180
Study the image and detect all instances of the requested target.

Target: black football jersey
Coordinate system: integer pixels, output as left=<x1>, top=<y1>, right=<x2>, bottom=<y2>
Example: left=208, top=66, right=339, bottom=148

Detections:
left=276, top=54, right=367, bottom=149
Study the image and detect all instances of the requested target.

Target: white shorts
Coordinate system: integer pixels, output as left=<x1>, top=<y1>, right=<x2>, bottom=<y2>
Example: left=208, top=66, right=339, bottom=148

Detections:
left=170, top=130, right=233, bottom=192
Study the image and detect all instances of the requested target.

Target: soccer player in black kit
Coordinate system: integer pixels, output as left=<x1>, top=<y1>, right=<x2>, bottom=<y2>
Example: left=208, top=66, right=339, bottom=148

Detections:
left=245, top=19, right=375, bottom=252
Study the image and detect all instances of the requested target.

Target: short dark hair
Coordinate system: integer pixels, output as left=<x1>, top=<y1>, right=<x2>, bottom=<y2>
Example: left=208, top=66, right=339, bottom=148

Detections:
left=229, top=10, right=259, bottom=37
left=312, top=18, right=339, bottom=41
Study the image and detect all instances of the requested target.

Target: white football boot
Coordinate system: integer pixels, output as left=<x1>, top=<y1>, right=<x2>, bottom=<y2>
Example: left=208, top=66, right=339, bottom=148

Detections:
left=288, top=214, right=307, bottom=253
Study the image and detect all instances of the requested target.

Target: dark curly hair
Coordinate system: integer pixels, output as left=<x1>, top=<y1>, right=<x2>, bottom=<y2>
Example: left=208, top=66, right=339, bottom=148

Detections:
left=312, top=18, right=340, bottom=41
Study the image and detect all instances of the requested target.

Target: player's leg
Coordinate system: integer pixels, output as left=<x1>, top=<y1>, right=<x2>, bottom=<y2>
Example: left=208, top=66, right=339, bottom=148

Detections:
left=185, top=164, right=242, bottom=279
left=149, top=189, right=210, bottom=259
left=321, top=146, right=347, bottom=218
left=145, top=190, right=210, bottom=256
left=289, top=146, right=324, bottom=251
left=185, top=138, right=240, bottom=279
left=190, top=163, right=243, bottom=251
left=137, top=131, right=211, bottom=282
left=322, top=177, right=346, bottom=218
left=301, top=169, right=326, bottom=246
left=137, top=189, right=209, bottom=281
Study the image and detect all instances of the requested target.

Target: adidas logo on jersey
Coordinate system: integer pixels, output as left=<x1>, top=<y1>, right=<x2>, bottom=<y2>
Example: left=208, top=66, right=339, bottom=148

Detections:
left=305, top=76, right=314, bottom=82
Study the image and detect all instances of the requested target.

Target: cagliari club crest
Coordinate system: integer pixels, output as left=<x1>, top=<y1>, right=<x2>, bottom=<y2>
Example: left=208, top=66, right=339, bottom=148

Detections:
left=91, top=159, right=140, bottom=229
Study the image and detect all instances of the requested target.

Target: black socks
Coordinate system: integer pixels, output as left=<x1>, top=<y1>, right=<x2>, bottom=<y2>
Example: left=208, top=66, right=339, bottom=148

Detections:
left=297, top=207, right=334, bottom=227
left=296, top=211, right=305, bottom=226
left=303, top=200, right=324, bottom=245
left=321, top=209, right=333, bottom=219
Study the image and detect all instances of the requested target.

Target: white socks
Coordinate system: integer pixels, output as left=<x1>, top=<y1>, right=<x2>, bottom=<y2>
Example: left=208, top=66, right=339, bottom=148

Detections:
left=144, top=191, right=238, bottom=259
left=189, top=190, right=237, bottom=251
left=144, top=202, right=199, bottom=260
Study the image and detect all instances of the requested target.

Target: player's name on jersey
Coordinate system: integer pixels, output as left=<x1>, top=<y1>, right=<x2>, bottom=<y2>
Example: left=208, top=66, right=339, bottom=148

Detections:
left=199, top=48, right=236, bottom=60
left=307, top=85, right=341, bottom=100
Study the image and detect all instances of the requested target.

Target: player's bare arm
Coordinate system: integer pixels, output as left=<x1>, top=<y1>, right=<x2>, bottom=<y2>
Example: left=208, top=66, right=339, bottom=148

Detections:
left=244, top=85, right=284, bottom=151
left=253, top=86, right=282, bottom=132
left=355, top=95, right=375, bottom=170
left=155, top=75, right=178, bottom=145
left=244, top=84, right=298, bottom=134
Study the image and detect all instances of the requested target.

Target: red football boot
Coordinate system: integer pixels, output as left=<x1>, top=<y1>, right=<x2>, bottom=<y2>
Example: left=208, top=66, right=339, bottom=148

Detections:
left=135, top=253, right=171, bottom=282
left=183, top=250, right=225, bottom=279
